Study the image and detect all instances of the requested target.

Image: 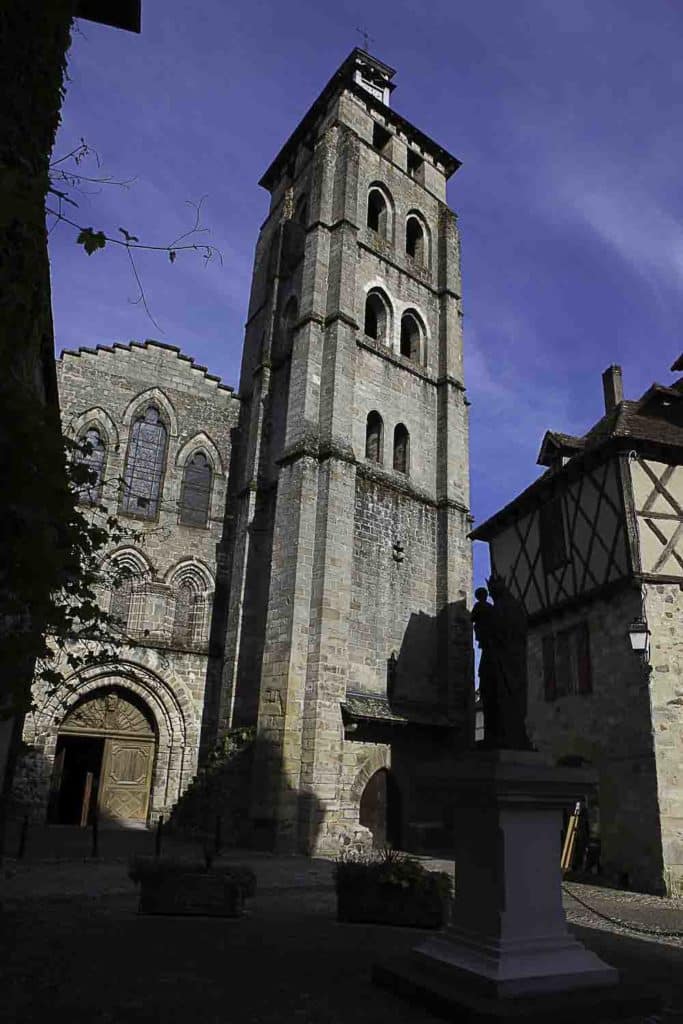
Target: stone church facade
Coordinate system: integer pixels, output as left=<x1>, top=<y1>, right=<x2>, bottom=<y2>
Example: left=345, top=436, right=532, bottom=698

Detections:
left=17, top=50, right=474, bottom=853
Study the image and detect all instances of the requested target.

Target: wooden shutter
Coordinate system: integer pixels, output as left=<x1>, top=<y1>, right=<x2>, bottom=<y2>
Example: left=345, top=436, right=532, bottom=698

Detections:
left=576, top=621, right=593, bottom=695
left=542, top=634, right=556, bottom=701
left=555, top=628, right=572, bottom=696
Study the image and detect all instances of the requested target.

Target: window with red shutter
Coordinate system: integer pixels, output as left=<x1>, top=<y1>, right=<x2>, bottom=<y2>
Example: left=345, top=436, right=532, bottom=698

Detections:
left=576, top=621, right=592, bottom=695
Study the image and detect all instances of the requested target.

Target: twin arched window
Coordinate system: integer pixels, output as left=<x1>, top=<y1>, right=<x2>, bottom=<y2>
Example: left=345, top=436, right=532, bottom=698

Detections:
left=122, top=405, right=168, bottom=518
left=364, top=292, right=425, bottom=365
left=179, top=452, right=212, bottom=527
left=364, top=290, right=390, bottom=344
left=365, top=413, right=409, bottom=475
left=400, top=311, right=423, bottom=362
left=77, top=427, right=106, bottom=504
left=366, top=188, right=430, bottom=268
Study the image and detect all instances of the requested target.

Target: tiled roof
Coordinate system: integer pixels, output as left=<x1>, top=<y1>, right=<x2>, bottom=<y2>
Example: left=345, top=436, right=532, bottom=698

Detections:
left=472, top=374, right=683, bottom=540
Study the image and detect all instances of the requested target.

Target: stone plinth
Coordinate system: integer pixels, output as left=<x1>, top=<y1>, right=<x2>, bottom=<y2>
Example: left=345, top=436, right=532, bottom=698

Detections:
left=374, top=750, right=654, bottom=1020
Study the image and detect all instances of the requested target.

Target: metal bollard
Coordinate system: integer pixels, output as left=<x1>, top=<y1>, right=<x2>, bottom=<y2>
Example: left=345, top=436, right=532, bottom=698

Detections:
left=17, top=815, right=29, bottom=860
left=214, top=815, right=222, bottom=856
left=155, top=814, right=164, bottom=857
left=91, top=810, right=99, bottom=859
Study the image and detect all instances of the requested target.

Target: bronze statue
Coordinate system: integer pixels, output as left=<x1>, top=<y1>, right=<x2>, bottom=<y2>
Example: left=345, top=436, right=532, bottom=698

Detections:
left=472, top=576, right=532, bottom=750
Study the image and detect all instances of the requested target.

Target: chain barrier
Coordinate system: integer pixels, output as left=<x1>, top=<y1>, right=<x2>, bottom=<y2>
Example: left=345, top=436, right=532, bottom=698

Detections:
left=562, top=882, right=683, bottom=939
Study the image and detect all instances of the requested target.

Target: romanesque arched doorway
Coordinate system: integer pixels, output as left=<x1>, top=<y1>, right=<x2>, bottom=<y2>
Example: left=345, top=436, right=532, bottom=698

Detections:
left=50, top=687, right=156, bottom=826
left=359, top=768, right=402, bottom=849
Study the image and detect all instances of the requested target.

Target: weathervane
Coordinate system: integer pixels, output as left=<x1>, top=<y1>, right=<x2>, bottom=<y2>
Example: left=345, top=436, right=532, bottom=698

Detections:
left=355, top=25, right=375, bottom=52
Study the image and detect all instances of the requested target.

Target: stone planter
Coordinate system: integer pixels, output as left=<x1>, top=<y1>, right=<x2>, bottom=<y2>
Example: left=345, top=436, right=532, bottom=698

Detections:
left=138, top=870, right=245, bottom=917
left=337, top=880, right=446, bottom=929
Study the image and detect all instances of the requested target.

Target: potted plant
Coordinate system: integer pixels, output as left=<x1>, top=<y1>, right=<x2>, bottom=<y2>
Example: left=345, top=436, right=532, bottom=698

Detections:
left=128, top=855, right=256, bottom=917
left=334, top=847, right=452, bottom=929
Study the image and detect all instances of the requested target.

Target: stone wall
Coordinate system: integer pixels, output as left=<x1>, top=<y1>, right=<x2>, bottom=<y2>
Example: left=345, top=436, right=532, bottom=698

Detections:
left=645, top=581, right=683, bottom=894
left=527, top=585, right=664, bottom=894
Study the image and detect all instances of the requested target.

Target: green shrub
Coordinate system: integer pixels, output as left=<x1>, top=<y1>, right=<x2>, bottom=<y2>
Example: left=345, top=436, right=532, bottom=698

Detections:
left=128, top=856, right=257, bottom=897
left=334, top=847, right=452, bottom=900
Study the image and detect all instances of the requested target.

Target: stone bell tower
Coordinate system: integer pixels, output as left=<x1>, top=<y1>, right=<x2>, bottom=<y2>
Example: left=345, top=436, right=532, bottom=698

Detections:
left=219, top=49, right=472, bottom=854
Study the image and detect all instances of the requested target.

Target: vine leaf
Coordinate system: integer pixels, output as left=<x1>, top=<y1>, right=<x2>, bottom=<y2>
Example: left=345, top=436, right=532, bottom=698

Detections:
left=76, top=228, right=107, bottom=255
left=168, top=249, right=177, bottom=264
left=118, top=227, right=140, bottom=244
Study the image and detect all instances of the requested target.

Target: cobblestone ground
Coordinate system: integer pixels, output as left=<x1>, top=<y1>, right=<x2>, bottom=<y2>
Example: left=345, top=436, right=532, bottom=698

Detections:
left=1, top=826, right=683, bottom=1022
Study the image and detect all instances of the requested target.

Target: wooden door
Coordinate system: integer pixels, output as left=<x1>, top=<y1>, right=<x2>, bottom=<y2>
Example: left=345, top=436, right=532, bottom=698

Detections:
left=360, top=769, right=388, bottom=848
left=98, top=738, right=154, bottom=822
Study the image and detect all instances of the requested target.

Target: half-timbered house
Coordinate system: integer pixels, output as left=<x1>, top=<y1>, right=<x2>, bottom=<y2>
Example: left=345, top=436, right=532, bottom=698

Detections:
left=471, top=358, right=683, bottom=895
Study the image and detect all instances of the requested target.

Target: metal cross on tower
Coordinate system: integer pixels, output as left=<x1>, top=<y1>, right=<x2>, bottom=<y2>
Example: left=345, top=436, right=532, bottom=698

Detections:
left=355, top=25, right=375, bottom=52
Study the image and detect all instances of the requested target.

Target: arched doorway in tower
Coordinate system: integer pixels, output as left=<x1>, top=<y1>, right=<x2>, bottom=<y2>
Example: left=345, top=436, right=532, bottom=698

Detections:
left=359, top=768, right=402, bottom=849
left=50, top=687, right=156, bottom=826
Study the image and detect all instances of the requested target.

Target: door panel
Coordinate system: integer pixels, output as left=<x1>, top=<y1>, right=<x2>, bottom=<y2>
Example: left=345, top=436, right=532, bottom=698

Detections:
left=98, top=738, right=153, bottom=821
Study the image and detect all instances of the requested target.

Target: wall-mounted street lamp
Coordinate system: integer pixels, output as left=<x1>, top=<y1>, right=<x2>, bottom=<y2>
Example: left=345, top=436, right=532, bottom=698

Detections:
left=628, top=618, right=651, bottom=657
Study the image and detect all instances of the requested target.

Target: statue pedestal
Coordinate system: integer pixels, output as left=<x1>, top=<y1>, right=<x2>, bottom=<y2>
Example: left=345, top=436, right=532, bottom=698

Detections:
left=374, top=750, right=659, bottom=1020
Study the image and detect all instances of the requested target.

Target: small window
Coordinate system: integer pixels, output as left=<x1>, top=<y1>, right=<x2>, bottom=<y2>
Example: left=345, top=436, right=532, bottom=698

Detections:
left=364, top=291, right=389, bottom=344
left=110, top=576, right=133, bottom=633
left=365, top=412, right=383, bottom=464
left=393, top=423, right=409, bottom=474
left=367, top=188, right=389, bottom=238
left=179, top=452, right=212, bottom=527
left=539, top=496, right=568, bottom=574
left=406, top=216, right=426, bottom=264
left=407, top=150, right=424, bottom=178
left=372, top=122, right=391, bottom=152
left=543, top=622, right=592, bottom=701
left=295, top=193, right=308, bottom=226
left=400, top=312, right=422, bottom=362
left=77, top=428, right=106, bottom=504
left=122, top=405, right=168, bottom=518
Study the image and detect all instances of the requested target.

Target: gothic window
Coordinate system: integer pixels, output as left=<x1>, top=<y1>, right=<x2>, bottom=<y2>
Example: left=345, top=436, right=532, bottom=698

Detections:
left=77, top=428, right=106, bottom=504
left=110, top=576, right=133, bottom=633
left=364, top=290, right=390, bottom=344
left=367, top=187, right=391, bottom=239
left=122, top=405, right=168, bottom=518
left=542, top=622, right=592, bottom=701
left=173, top=580, right=199, bottom=647
left=365, top=411, right=383, bottom=464
left=275, top=295, right=298, bottom=362
left=179, top=452, right=212, bottom=527
left=406, top=216, right=426, bottom=265
left=539, top=496, right=568, bottom=574
left=400, top=311, right=422, bottom=362
left=393, top=423, right=409, bottom=474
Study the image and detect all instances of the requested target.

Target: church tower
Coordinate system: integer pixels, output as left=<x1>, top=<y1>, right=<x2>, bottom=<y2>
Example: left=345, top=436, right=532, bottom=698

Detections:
left=219, top=50, right=473, bottom=854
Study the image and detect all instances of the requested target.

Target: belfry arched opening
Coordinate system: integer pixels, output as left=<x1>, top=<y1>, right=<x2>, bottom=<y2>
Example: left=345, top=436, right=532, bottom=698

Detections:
left=49, top=687, right=156, bottom=826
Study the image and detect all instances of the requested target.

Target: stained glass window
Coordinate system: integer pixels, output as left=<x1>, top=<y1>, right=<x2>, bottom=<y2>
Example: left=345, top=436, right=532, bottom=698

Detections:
left=179, top=452, right=212, bottom=527
left=122, top=406, right=167, bottom=518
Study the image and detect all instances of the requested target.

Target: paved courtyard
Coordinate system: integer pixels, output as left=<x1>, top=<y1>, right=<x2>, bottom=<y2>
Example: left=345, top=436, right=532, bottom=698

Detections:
left=2, top=823, right=683, bottom=1022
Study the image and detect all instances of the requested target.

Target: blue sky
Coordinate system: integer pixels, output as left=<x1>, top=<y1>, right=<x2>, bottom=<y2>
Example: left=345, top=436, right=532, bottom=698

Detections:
left=51, top=0, right=683, bottom=588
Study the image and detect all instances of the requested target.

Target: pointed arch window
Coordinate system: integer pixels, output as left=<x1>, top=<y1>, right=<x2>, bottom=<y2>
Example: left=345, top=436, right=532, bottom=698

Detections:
left=179, top=452, right=212, bottom=527
left=365, top=412, right=384, bottom=464
left=364, top=290, right=390, bottom=344
left=393, top=423, right=410, bottom=474
left=77, top=427, right=106, bottom=504
left=400, top=311, right=422, bottom=362
left=122, top=405, right=168, bottom=518
left=173, top=580, right=199, bottom=647
left=367, top=187, right=391, bottom=240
